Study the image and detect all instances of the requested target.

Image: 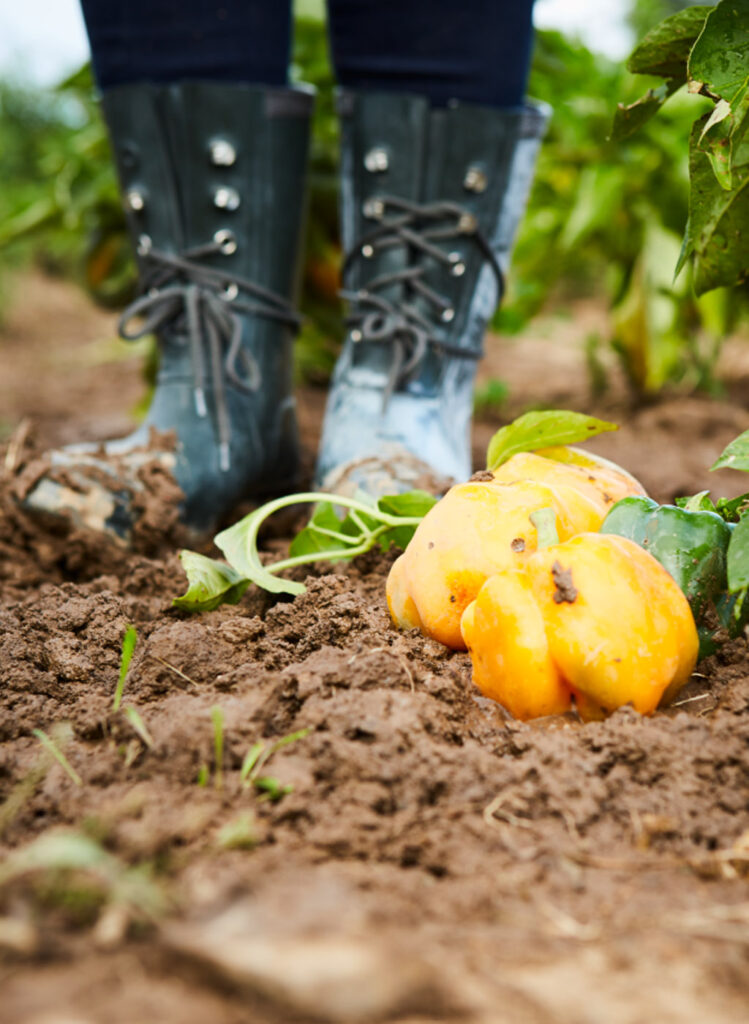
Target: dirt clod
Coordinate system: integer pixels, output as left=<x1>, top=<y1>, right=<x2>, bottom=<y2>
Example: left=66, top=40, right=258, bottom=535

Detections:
left=551, top=560, right=578, bottom=604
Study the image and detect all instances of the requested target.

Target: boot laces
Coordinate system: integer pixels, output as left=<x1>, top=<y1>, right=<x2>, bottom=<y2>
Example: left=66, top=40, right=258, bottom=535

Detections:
left=341, top=196, right=503, bottom=408
left=118, top=238, right=300, bottom=471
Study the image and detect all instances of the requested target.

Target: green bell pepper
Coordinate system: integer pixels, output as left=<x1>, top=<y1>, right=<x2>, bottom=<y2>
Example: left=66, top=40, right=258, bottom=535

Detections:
left=600, top=496, right=745, bottom=652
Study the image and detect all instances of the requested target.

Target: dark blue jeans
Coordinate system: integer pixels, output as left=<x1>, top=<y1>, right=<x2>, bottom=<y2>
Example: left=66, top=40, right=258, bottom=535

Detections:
left=81, top=0, right=536, bottom=109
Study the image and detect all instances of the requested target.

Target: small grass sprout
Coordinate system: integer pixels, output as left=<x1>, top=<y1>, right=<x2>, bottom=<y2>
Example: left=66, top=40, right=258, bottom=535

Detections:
left=33, top=726, right=82, bottom=787
left=0, top=830, right=167, bottom=926
left=211, top=706, right=225, bottom=790
left=123, top=707, right=154, bottom=749
left=239, top=727, right=309, bottom=800
left=113, top=625, right=138, bottom=712
left=217, top=813, right=258, bottom=850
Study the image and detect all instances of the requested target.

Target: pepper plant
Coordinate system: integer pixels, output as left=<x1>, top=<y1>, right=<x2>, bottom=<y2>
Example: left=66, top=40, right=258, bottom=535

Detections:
left=613, top=0, right=748, bottom=295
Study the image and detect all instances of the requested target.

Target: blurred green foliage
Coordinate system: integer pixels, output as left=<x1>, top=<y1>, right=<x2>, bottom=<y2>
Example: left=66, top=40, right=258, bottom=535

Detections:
left=500, top=23, right=747, bottom=393
left=0, top=67, right=131, bottom=307
left=0, top=2, right=745, bottom=397
left=628, top=0, right=714, bottom=40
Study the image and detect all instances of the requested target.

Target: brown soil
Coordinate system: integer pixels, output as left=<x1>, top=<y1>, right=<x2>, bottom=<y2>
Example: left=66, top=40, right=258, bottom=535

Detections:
left=1, top=271, right=749, bottom=1024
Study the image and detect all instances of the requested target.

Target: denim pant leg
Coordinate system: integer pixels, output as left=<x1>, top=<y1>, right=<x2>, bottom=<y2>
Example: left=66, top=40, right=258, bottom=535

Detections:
left=327, top=0, right=536, bottom=108
left=80, top=0, right=293, bottom=90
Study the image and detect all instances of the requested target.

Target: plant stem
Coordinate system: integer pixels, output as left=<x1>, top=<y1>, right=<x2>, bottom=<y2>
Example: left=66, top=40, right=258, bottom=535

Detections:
left=530, top=507, right=560, bottom=549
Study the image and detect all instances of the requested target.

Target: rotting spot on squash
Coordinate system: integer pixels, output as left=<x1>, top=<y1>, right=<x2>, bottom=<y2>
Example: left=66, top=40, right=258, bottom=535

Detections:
left=511, top=537, right=526, bottom=552
left=449, top=595, right=456, bottom=603
left=551, top=560, right=578, bottom=604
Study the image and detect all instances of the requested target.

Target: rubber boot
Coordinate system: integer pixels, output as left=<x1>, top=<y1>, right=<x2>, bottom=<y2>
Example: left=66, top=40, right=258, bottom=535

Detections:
left=316, top=90, right=549, bottom=495
left=23, top=82, right=313, bottom=540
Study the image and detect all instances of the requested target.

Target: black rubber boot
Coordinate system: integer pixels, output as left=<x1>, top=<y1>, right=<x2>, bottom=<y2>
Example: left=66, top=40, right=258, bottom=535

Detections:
left=316, top=90, right=549, bottom=495
left=23, top=82, right=313, bottom=540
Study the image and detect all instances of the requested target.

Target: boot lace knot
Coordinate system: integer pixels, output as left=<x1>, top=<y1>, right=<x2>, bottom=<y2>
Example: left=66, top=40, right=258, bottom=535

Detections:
left=341, top=196, right=503, bottom=407
left=118, top=236, right=300, bottom=471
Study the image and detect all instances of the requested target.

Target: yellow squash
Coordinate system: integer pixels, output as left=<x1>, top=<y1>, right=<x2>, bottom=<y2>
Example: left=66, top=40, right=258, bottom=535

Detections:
left=490, top=446, right=647, bottom=516
left=387, top=477, right=605, bottom=650
left=460, top=532, right=699, bottom=721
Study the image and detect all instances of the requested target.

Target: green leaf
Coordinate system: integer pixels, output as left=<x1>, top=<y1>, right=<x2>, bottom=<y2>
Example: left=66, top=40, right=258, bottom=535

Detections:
left=612, top=80, right=681, bottom=140
left=698, top=92, right=749, bottom=191
left=711, top=430, right=749, bottom=472
left=559, top=165, right=627, bottom=249
left=376, top=491, right=439, bottom=552
left=486, top=410, right=618, bottom=471
left=681, top=490, right=717, bottom=513
left=684, top=116, right=749, bottom=295
left=689, top=0, right=749, bottom=106
left=727, top=514, right=749, bottom=592
left=627, top=6, right=713, bottom=80
left=377, top=491, right=438, bottom=518
left=289, top=502, right=354, bottom=559
left=173, top=551, right=252, bottom=611
left=716, top=493, right=749, bottom=522
left=253, top=776, right=293, bottom=802
left=215, top=509, right=306, bottom=597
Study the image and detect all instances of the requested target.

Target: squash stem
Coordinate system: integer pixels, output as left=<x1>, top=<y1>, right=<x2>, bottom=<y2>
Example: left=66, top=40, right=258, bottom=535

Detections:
left=530, top=507, right=560, bottom=549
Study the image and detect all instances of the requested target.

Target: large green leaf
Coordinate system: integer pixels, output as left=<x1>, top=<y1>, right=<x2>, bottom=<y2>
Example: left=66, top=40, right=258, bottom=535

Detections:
left=215, top=510, right=306, bottom=597
left=486, top=410, right=617, bottom=471
left=689, top=0, right=749, bottom=105
left=627, top=6, right=713, bottom=79
left=689, top=0, right=749, bottom=192
left=684, top=115, right=749, bottom=294
left=711, top=429, right=749, bottom=472
left=173, top=551, right=252, bottom=611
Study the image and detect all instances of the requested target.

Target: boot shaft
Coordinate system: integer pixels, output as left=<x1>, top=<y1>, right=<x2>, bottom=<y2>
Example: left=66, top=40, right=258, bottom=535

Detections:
left=103, top=82, right=314, bottom=316
left=336, top=90, right=549, bottom=392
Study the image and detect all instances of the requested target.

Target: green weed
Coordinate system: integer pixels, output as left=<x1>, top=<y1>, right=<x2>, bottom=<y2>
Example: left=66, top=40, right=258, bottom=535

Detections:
left=113, top=625, right=137, bottom=712
left=32, top=726, right=82, bottom=787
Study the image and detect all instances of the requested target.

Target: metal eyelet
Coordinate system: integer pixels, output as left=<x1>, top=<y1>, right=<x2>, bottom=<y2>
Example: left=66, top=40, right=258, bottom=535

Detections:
left=120, top=143, right=139, bottom=170
left=351, top=329, right=363, bottom=342
left=463, top=166, right=488, bottom=194
left=364, top=147, right=389, bottom=173
left=361, top=244, right=374, bottom=258
left=221, top=282, right=239, bottom=301
left=213, top=186, right=241, bottom=211
left=458, top=213, right=478, bottom=234
left=213, top=229, right=237, bottom=255
left=125, top=189, right=145, bottom=212
left=209, top=139, right=237, bottom=167
left=363, top=198, right=384, bottom=220
left=136, top=233, right=152, bottom=256
left=441, top=307, right=455, bottom=323
left=449, top=252, right=466, bottom=277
